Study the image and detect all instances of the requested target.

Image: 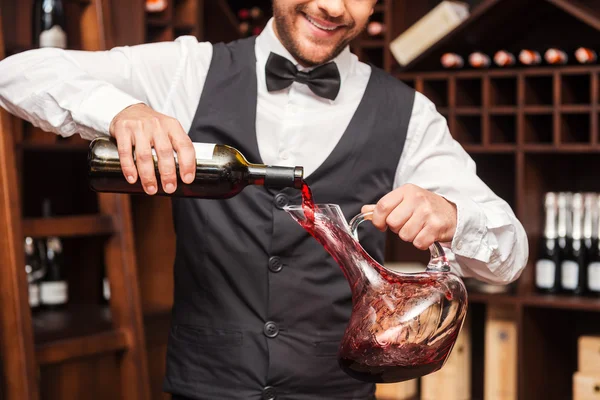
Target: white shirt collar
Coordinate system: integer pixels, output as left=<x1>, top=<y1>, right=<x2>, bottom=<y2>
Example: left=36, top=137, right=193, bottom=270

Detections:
left=255, top=18, right=354, bottom=92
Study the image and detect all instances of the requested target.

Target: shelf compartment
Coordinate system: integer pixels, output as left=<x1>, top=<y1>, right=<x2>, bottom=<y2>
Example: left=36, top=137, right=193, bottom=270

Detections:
left=489, top=114, right=517, bottom=144
left=561, top=73, right=591, bottom=105
left=523, top=113, right=554, bottom=144
left=455, top=78, right=482, bottom=107
left=453, top=115, right=482, bottom=145
left=33, top=305, right=127, bottom=365
left=560, top=112, right=591, bottom=144
left=421, top=79, right=448, bottom=108
left=469, top=153, right=516, bottom=210
left=489, top=77, right=517, bottom=106
left=524, top=75, right=554, bottom=106
left=521, top=307, right=600, bottom=400
left=22, top=215, right=115, bottom=238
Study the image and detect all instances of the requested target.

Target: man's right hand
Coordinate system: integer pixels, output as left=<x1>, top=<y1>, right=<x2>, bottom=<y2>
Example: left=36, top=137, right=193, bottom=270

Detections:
left=109, top=104, right=196, bottom=195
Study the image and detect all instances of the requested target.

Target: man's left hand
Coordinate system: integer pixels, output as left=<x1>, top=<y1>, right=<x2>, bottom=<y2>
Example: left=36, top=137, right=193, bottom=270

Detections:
left=361, top=184, right=457, bottom=250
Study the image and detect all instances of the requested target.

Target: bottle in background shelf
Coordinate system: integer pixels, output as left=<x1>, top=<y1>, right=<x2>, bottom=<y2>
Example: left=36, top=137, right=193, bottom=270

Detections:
left=32, top=0, right=67, bottom=49
left=468, top=52, right=491, bottom=68
left=519, top=49, right=542, bottom=66
left=24, top=237, right=44, bottom=311
left=536, top=193, right=561, bottom=294
left=239, top=22, right=250, bottom=36
left=561, top=193, right=586, bottom=295
left=557, top=192, right=572, bottom=292
left=367, top=22, right=385, bottom=37
left=250, top=6, right=263, bottom=20
left=441, top=53, right=464, bottom=69
left=40, top=236, right=68, bottom=309
left=575, top=47, right=597, bottom=64
left=238, top=8, right=250, bottom=20
left=101, top=266, right=111, bottom=304
left=145, top=0, right=168, bottom=13
left=586, top=195, right=600, bottom=297
left=493, top=50, right=516, bottom=67
left=544, top=48, right=568, bottom=65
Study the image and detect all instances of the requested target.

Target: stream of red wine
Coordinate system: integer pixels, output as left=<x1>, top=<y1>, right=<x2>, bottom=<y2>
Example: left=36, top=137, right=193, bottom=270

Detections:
left=297, top=180, right=460, bottom=383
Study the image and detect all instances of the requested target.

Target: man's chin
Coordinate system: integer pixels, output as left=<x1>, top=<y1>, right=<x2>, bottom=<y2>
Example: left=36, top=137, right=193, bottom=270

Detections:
left=294, top=43, right=338, bottom=65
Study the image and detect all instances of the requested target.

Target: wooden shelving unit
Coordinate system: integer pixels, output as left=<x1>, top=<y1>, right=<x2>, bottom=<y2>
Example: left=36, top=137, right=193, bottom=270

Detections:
left=390, top=0, right=600, bottom=399
left=0, top=1, right=152, bottom=399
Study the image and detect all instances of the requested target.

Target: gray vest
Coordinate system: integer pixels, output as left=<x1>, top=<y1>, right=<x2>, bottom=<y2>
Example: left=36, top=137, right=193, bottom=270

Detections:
left=163, top=37, right=415, bottom=400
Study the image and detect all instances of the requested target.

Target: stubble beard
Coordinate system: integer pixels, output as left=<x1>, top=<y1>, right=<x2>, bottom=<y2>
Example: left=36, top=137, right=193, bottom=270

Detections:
left=272, top=3, right=361, bottom=67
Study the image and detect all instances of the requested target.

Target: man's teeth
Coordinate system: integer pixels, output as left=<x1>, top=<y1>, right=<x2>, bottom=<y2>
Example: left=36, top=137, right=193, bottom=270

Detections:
left=306, top=15, right=338, bottom=31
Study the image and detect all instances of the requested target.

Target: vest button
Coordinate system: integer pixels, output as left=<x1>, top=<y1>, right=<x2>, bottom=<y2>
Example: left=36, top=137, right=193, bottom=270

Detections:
left=262, top=386, right=277, bottom=400
left=263, top=321, right=279, bottom=338
left=274, top=193, right=289, bottom=209
left=268, top=256, right=283, bottom=272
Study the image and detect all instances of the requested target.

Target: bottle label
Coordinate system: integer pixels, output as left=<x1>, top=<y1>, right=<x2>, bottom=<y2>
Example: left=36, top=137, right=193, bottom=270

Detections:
left=561, top=260, right=579, bottom=290
left=29, top=283, right=40, bottom=308
left=40, top=281, right=68, bottom=305
left=535, top=259, right=555, bottom=289
left=103, top=277, right=111, bottom=301
left=588, top=262, right=600, bottom=292
left=39, top=25, right=67, bottom=49
left=142, top=143, right=216, bottom=163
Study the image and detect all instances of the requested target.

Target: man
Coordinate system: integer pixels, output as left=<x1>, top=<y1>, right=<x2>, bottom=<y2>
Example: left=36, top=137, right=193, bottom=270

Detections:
left=0, top=0, right=528, bottom=398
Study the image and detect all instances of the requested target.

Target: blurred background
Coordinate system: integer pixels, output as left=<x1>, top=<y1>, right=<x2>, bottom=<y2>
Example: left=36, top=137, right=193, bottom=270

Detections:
left=0, top=0, right=600, bottom=399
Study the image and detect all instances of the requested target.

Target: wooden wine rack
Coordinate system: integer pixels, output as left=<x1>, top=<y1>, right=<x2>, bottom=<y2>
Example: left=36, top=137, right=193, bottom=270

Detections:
left=389, top=0, right=600, bottom=399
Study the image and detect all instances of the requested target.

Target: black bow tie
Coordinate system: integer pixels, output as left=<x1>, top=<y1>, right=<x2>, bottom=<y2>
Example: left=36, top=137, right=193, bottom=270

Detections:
left=265, top=52, right=341, bottom=101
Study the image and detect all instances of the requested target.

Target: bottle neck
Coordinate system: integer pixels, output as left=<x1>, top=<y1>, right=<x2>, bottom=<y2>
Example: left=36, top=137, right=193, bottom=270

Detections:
left=247, top=164, right=303, bottom=189
left=545, top=204, right=557, bottom=239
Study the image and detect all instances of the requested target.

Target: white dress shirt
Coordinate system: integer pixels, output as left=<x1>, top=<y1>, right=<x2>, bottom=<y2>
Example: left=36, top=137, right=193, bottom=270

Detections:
left=0, top=18, right=528, bottom=284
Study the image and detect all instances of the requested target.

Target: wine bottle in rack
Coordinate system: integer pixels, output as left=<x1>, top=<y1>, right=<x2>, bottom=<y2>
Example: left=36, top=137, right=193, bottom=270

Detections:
left=575, top=47, right=597, bottom=64
left=535, top=193, right=561, bottom=294
left=39, top=199, right=68, bottom=309
left=32, top=0, right=67, bottom=49
left=145, top=0, right=168, bottom=13
left=367, top=22, right=385, bottom=37
left=586, top=195, right=600, bottom=297
left=468, top=52, right=491, bottom=68
left=40, top=236, right=68, bottom=309
left=556, top=192, right=571, bottom=292
left=560, top=193, right=586, bottom=295
left=24, top=237, right=44, bottom=311
left=493, top=50, right=516, bottom=67
left=441, top=53, right=464, bottom=69
left=519, top=49, right=542, bottom=66
left=544, top=48, right=568, bottom=65
left=102, top=266, right=111, bottom=304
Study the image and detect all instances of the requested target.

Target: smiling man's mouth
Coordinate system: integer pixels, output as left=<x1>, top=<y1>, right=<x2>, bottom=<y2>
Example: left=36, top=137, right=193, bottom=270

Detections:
left=303, top=13, right=344, bottom=31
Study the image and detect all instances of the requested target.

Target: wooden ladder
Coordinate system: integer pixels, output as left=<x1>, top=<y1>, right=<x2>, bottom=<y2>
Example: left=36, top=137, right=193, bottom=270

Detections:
left=0, top=1, right=151, bottom=399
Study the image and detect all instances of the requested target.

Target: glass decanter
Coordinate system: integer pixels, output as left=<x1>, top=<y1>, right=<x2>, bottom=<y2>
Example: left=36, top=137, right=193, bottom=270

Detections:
left=284, top=203, right=468, bottom=383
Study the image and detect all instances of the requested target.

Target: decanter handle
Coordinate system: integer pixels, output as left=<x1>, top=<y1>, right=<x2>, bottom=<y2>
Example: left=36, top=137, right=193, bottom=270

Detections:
left=349, top=211, right=451, bottom=273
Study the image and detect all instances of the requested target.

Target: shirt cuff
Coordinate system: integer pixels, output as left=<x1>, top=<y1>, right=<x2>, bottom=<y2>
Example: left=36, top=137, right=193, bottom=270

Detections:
left=439, top=193, right=488, bottom=261
left=74, top=84, right=144, bottom=136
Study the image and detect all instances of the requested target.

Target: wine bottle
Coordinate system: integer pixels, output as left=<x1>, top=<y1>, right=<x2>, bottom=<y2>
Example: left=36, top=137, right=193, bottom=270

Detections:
left=32, top=0, right=67, bottom=49
left=468, top=52, right=490, bottom=69
left=40, top=236, right=68, bottom=309
left=586, top=195, right=600, bottom=296
left=544, top=48, right=568, bottom=65
left=102, top=266, right=111, bottom=304
left=493, top=50, right=516, bottom=67
left=145, top=0, right=168, bottom=13
left=238, top=8, right=250, bottom=20
left=561, top=193, right=586, bottom=295
left=440, top=53, right=464, bottom=69
left=88, top=137, right=304, bottom=198
left=556, top=192, right=571, bottom=291
left=575, top=47, right=597, bottom=64
left=367, top=22, right=385, bottom=37
left=519, top=49, right=542, bottom=66
left=535, top=193, right=560, bottom=293
left=24, top=237, right=43, bottom=310
left=249, top=6, right=263, bottom=20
